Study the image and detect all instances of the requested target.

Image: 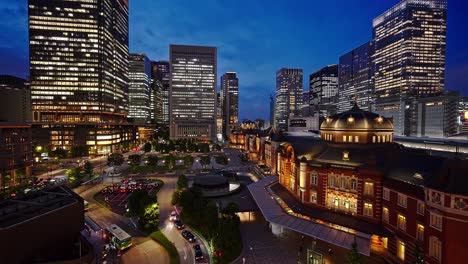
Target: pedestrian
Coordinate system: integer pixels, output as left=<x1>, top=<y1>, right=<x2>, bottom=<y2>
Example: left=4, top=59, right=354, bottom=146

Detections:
left=242, top=256, right=246, bottom=264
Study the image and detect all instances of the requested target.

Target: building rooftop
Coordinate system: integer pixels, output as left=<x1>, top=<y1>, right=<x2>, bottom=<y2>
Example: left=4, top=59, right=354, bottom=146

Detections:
left=248, top=176, right=372, bottom=256
left=0, top=185, right=82, bottom=229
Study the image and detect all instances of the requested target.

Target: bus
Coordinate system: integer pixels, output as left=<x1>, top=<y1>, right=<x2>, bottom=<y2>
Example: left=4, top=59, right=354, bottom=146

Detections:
left=105, top=224, right=133, bottom=251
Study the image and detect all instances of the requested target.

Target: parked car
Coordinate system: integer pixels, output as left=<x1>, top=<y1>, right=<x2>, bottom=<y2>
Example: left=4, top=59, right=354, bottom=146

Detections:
left=181, top=230, right=195, bottom=242
left=174, top=219, right=185, bottom=230
left=193, top=244, right=204, bottom=261
left=169, top=211, right=178, bottom=221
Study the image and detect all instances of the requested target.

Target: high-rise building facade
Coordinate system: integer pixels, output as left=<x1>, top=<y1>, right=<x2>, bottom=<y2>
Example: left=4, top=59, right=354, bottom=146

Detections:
left=0, top=75, right=31, bottom=122
left=169, top=45, right=217, bottom=141
left=28, top=0, right=136, bottom=154
left=29, top=0, right=129, bottom=124
left=275, top=68, right=303, bottom=130
left=151, top=61, right=170, bottom=124
left=128, top=53, right=151, bottom=124
left=221, top=72, right=239, bottom=136
left=310, top=65, right=338, bottom=117
left=269, top=94, right=275, bottom=128
left=338, top=42, right=374, bottom=113
left=372, top=0, right=447, bottom=135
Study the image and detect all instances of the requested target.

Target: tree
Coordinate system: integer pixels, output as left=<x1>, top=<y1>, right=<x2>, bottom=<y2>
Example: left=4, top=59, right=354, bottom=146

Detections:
left=1, top=174, right=11, bottom=193
left=84, top=161, right=93, bottom=175
left=184, top=155, right=194, bottom=167
left=221, top=202, right=239, bottom=217
left=177, top=174, right=188, bottom=189
left=146, top=155, right=158, bottom=167
left=108, top=153, right=124, bottom=166
left=413, top=246, right=424, bottom=264
left=70, top=146, right=89, bottom=158
left=140, top=202, right=160, bottom=233
left=198, top=143, right=210, bottom=153
left=128, top=154, right=141, bottom=166
left=165, top=154, right=175, bottom=169
left=143, top=142, right=152, bottom=153
left=66, top=167, right=82, bottom=182
left=52, top=148, right=68, bottom=159
left=347, top=237, right=362, bottom=264
left=200, top=155, right=211, bottom=168
left=215, top=155, right=228, bottom=165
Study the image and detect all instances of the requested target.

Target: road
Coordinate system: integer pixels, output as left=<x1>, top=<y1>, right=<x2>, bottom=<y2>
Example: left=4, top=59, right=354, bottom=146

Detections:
left=157, top=174, right=210, bottom=264
left=79, top=182, right=169, bottom=264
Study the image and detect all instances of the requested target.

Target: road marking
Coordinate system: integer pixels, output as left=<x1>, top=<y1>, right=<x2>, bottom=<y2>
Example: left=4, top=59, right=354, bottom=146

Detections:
left=183, top=247, right=188, bottom=260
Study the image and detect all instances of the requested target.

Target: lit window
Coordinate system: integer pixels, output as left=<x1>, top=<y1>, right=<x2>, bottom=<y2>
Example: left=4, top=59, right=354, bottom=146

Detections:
left=310, top=191, right=317, bottom=204
left=372, top=136, right=376, bottom=143
left=355, top=136, right=359, bottom=143
left=310, top=171, right=317, bottom=185
left=342, top=151, right=350, bottom=161
left=397, top=214, right=406, bottom=231
left=343, top=135, right=347, bottom=142
left=397, top=240, right=405, bottom=261
left=348, top=135, right=352, bottom=142
left=398, top=194, right=407, bottom=208
left=329, top=175, right=335, bottom=188
left=430, top=212, right=443, bottom=231
left=364, top=182, right=374, bottom=196
left=383, top=188, right=390, bottom=201
left=417, top=224, right=424, bottom=242
left=351, top=179, right=357, bottom=191
left=429, top=236, right=442, bottom=262
left=417, top=201, right=425, bottom=215
left=364, top=202, right=373, bottom=217
left=383, top=207, right=389, bottom=223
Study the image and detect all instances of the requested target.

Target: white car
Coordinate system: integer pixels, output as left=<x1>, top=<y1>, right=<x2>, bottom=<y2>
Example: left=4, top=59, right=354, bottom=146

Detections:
left=169, top=211, right=178, bottom=221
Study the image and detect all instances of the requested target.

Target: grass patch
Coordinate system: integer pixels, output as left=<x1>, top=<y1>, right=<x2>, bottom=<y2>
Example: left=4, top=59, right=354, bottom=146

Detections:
left=150, top=230, right=180, bottom=264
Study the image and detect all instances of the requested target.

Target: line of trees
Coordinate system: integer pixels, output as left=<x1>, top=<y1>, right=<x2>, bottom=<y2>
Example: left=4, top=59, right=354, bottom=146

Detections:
left=173, top=182, right=242, bottom=264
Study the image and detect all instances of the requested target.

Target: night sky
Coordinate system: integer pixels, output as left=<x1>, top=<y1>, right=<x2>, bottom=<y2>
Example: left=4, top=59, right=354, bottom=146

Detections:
left=1, top=0, right=467, bottom=121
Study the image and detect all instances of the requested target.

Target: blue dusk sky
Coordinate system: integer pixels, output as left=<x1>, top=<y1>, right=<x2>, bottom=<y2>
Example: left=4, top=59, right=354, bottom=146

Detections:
left=0, top=0, right=467, bottom=121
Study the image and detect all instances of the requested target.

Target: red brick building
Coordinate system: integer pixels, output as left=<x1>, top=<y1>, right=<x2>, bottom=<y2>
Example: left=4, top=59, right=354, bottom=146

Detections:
left=240, top=104, right=468, bottom=263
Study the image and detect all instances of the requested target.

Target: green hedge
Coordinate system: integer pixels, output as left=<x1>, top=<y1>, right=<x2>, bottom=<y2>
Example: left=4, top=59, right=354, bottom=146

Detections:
left=150, top=230, right=180, bottom=264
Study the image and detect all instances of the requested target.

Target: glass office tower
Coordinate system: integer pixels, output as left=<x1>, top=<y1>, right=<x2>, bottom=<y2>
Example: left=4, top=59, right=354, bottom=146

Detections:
left=128, top=53, right=151, bottom=124
left=275, top=68, right=303, bottom=130
left=221, top=72, right=239, bottom=136
left=310, top=65, right=338, bottom=118
left=151, top=61, right=170, bottom=124
left=338, top=42, right=374, bottom=113
left=28, top=0, right=135, bottom=154
left=169, top=45, right=217, bottom=141
left=372, top=0, right=447, bottom=135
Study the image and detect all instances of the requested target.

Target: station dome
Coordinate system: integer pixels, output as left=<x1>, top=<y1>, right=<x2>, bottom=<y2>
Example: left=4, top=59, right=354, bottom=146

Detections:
left=320, top=103, right=394, bottom=144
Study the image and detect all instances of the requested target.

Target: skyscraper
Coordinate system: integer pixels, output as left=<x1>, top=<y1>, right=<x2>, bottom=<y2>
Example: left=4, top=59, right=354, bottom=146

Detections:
left=372, top=0, right=447, bottom=135
left=269, top=94, right=275, bottom=128
left=28, top=0, right=136, bottom=154
left=151, top=61, right=170, bottom=124
left=169, top=45, right=217, bottom=141
left=128, top=53, right=151, bottom=124
left=338, top=42, right=374, bottom=113
left=275, top=68, right=303, bottom=130
left=310, top=65, right=338, bottom=117
left=221, top=72, right=239, bottom=136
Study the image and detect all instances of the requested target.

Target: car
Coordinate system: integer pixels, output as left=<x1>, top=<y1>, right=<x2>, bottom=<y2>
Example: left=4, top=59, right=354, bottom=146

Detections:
left=174, top=219, right=184, bottom=230
left=181, top=230, right=195, bottom=242
left=169, top=211, right=178, bottom=221
left=193, top=244, right=204, bottom=261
